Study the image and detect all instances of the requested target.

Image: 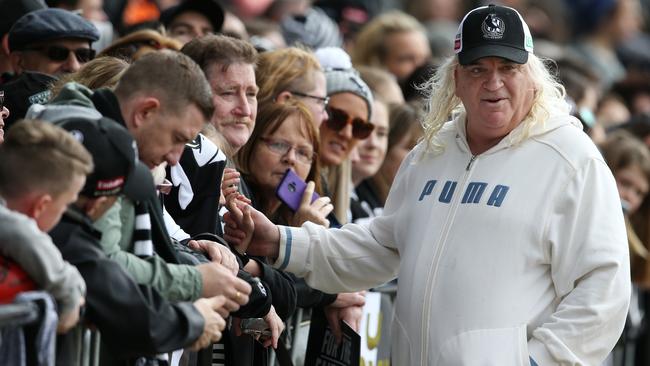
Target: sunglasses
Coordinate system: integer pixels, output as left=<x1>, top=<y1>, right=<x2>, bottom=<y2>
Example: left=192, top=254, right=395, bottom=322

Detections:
left=325, top=106, right=374, bottom=139
left=24, top=45, right=96, bottom=63
left=0, top=91, right=4, bottom=110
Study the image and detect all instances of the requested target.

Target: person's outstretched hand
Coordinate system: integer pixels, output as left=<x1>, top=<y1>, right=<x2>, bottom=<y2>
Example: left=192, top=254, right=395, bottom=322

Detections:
left=223, top=202, right=281, bottom=261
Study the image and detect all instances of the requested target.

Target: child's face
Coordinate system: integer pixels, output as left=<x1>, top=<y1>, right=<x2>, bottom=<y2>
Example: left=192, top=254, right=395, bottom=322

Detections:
left=616, top=164, right=649, bottom=214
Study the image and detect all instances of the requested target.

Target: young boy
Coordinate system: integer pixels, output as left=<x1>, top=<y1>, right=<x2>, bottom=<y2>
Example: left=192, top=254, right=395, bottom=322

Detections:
left=0, top=119, right=90, bottom=333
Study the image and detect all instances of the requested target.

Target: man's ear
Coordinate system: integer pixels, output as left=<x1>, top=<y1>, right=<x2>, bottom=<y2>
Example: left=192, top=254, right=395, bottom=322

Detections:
left=1, top=34, right=10, bottom=56
left=29, top=193, right=52, bottom=222
left=131, top=97, right=161, bottom=129
left=275, top=91, right=293, bottom=103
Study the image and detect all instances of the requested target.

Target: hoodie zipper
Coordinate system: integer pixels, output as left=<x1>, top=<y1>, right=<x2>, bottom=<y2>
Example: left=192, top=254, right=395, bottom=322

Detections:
left=420, top=154, right=479, bottom=364
left=466, top=155, right=477, bottom=170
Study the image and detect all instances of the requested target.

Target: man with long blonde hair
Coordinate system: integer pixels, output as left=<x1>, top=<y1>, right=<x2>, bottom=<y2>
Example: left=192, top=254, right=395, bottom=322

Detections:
left=226, top=5, right=630, bottom=365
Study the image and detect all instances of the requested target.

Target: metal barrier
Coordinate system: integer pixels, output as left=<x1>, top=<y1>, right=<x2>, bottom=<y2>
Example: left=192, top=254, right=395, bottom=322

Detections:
left=0, top=291, right=57, bottom=366
left=0, top=301, right=39, bottom=328
left=80, top=328, right=101, bottom=366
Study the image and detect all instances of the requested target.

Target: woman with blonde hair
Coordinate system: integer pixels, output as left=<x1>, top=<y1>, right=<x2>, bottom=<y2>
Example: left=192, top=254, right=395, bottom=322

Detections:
left=256, top=46, right=328, bottom=126
left=49, top=56, right=129, bottom=98
left=351, top=10, right=431, bottom=82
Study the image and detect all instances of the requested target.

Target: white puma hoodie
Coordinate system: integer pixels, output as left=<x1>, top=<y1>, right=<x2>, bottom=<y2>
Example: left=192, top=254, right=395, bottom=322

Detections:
left=275, top=111, right=630, bottom=365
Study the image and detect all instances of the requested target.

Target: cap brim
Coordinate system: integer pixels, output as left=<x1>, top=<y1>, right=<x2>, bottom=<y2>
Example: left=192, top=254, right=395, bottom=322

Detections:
left=458, top=45, right=528, bottom=65
left=122, top=160, right=155, bottom=202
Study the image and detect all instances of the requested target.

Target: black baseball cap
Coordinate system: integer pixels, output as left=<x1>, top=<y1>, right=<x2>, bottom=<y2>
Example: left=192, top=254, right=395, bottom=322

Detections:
left=57, top=117, right=154, bottom=202
left=1, top=71, right=56, bottom=131
left=160, top=0, right=224, bottom=33
left=454, top=4, right=533, bottom=66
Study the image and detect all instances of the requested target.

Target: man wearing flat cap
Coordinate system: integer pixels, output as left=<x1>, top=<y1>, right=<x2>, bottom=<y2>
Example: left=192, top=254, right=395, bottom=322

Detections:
left=8, top=7, right=99, bottom=77
left=1, top=8, right=99, bottom=130
left=225, top=4, right=631, bottom=365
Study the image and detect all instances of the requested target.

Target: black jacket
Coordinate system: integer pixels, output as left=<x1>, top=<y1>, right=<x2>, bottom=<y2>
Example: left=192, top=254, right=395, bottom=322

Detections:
left=49, top=207, right=204, bottom=362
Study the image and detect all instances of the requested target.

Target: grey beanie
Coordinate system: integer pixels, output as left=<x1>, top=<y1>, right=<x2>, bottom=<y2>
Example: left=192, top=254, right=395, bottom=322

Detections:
left=282, top=7, right=342, bottom=49
left=315, top=47, right=373, bottom=119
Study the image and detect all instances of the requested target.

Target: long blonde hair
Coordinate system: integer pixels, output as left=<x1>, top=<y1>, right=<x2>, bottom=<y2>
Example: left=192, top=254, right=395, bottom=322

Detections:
left=420, top=54, right=569, bottom=154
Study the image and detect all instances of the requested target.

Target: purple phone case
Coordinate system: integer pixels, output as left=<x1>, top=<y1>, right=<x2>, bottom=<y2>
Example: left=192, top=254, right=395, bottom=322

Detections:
left=275, top=169, right=320, bottom=212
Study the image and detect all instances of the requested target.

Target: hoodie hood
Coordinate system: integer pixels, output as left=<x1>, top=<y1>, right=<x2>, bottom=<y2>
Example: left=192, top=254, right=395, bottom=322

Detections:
left=452, top=104, right=582, bottom=155
left=26, top=82, right=102, bottom=122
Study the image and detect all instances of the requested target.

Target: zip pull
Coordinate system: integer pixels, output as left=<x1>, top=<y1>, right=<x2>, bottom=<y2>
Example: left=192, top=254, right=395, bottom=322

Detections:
left=466, top=155, right=476, bottom=171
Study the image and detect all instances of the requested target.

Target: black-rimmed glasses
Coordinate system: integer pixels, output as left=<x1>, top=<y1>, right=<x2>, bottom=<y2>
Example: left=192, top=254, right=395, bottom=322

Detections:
left=0, top=91, right=4, bottom=110
left=290, top=91, right=329, bottom=110
left=24, top=45, right=96, bottom=63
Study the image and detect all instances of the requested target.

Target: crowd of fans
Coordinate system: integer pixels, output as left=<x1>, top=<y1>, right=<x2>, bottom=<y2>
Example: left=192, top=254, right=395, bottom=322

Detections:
left=1, top=0, right=650, bottom=365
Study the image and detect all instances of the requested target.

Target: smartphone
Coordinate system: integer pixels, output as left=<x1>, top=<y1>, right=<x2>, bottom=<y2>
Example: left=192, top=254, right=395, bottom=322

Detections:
left=275, top=169, right=319, bottom=212
left=156, top=179, right=173, bottom=193
left=240, top=318, right=272, bottom=338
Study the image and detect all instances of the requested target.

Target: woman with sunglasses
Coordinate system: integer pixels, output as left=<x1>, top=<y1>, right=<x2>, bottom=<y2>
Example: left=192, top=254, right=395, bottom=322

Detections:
left=315, top=47, right=375, bottom=224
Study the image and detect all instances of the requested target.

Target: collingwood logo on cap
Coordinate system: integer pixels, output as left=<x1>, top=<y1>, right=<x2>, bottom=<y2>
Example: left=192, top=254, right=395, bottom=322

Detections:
left=482, top=13, right=505, bottom=39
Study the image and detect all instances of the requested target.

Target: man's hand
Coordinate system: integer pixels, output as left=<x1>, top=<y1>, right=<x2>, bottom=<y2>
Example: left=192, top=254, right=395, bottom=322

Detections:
left=324, top=292, right=366, bottom=343
left=223, top=203, right=281, bottom=260
left=338, top=305, right=363, bottom=333
left=188, top=239, right=239, bottom=275
left=330, top=292, right=366, bottom=308
left=57, top=296, right=85, bottom=334
left=197, top=262, right=251, bottom=309
left=189, top=295, right=228, bottom=350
